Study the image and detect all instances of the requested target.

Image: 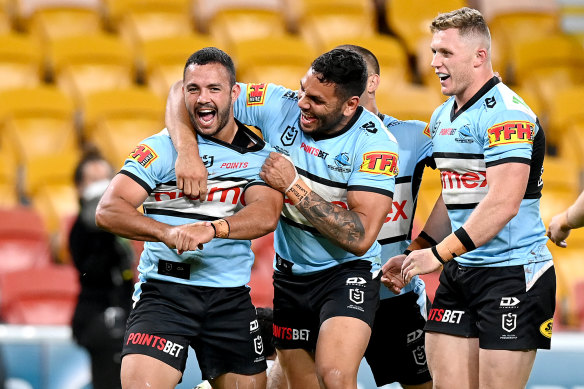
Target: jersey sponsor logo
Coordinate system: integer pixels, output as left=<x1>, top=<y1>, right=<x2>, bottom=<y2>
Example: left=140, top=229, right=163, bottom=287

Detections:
left=539, top=318, right=553, bottom=339
left=346, top=277, right=367, bottom=286
left=441, top=170, right=487, bottom=190
left=154, top=186, right=246, bottom=205
left=360, top=121, right=377, bottom=134
left=282, top=90, right=298, bottom=100
left=512, top=95, right=529, bottom=109
left=359, top=151, right=398, bottom=177
left=423, top=123, right=431, bottom=138
left=428, top=308, right=464, bottom=324
left=129, top=144, right=158, bottom=168
left=455, top=125, right=474, bottom=144
left=273, top=324, right=310, bottom=341
left=202, top=155, right=214, bottom=168
left=220, top=162, right=249, bottom=169
left=440, top=128, right=456, bottom=135
left=487, top=120, right=534, bottom=147
left=385, top=200, right=407, bottom=222
left=246, top=83, right=267, bottom=106
left=502, top=312, right=517, bottom=333
left=280, top=125, right=298, bottom=146
left=500, top=297, right=520, bottom=308
left=300, top=142, right=329, bottom=159
left=126, top=332, right=184, bottom=357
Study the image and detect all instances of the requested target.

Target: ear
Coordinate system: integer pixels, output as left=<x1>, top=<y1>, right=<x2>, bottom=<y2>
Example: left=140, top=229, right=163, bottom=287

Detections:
left=231, top=83, right=241, bottom=102
left=474, top=48, right=488, bottom=68
left=367, top=74, right=380, bottom=94
left=343, top=96, right=360, bottom=116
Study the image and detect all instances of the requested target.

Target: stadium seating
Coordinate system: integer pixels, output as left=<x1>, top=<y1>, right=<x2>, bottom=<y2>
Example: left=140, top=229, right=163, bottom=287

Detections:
left=193, top=0, right=285, bottom=33
left=375, top=83, right=444, bottom=123
left=0, top=33, right=43, bottom=90
left=81, top=87, right=165, bottom=168
left=551, top=245, right=584, bottom=328
left=47, top=33, right=136, bottom=106
left=9, top=0, right=101, bottom=32
left=232, top=35, right=316, bottom=89
left=385, top=0, right=468, bottom=55
left=546, top=86, right=584, bottom=148
left=28, top=7, right=103, bottom=44
left=0, top=263, right=79, bottom=325
left=139, top=34, right=218, bottom=98
left=0, top=206, right=52, bottom=274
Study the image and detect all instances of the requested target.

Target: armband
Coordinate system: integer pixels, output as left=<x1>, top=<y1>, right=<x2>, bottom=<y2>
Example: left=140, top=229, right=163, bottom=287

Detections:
left=211, top=218, right=230, bottom=238
left=285, top=177, right=312, bottom=206
left=433, top=227, right=476, bottom=264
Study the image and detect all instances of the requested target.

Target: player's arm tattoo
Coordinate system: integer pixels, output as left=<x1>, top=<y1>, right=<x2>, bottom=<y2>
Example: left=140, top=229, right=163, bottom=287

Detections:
left=297, top=191, right=365, bottom=251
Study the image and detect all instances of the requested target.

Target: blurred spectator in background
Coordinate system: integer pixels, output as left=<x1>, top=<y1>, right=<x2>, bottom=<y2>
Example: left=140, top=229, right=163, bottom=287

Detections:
left=548, top=191, right=584, bottom=248
left=69, top=150, right=135, bottom=389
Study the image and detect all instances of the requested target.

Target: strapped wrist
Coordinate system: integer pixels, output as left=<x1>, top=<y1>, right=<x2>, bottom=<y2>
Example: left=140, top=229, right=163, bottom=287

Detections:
left=405, top=230, right=437, bottom=253
left=212, top=218, right=230, bottom=238
left=434, top=227, right=476, bottom=264
left=286, top=178, right=312, bottom=206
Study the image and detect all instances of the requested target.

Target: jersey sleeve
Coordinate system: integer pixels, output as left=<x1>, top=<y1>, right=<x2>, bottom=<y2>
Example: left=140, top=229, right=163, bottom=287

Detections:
left=348, top=125, right=399, bottom=197
left=233, top=82, right=298, bottom=142
left=481, top=109, right=537, bottom=167
left=120, top=131, right=176, bottom=193
left=412, top=119, right=433, bottom=165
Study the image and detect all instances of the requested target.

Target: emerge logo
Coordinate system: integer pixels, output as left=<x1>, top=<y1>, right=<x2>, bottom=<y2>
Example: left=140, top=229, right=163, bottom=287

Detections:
left=359, top=151, right=398, bottom=177
left=246, top=83, right=267, bottom=106
left=487, top=121, right=534, bottom=147
left=129, top=144, right=158, bottom=168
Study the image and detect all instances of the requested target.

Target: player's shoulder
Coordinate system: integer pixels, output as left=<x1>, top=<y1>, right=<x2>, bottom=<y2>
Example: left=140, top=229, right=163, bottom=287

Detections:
left=353, top=107, right=398, bottom=144
left=238, top=82, right=298, bottom=107
left=484, top=83, right=537, bottom=121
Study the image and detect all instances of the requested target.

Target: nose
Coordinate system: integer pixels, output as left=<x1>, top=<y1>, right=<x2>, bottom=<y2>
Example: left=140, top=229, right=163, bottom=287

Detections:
left=197, top=88, right=211, bottom=104
left=431, top=52, right=441, bottom=69
left=297, top=91, right=309, bottom=110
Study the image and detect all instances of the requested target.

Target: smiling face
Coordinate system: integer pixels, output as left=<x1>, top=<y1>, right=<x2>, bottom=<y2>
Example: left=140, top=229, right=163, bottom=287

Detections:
left=183, top=62, right=239, bottom=141
left=296, top=69, right=352, bottom=137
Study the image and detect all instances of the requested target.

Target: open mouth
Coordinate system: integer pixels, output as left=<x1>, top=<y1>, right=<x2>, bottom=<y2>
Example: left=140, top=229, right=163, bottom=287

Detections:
left=197, top=108, right=216, bottom=125
left=301, top=112, right=316, bottom=125
left=437, top=73, right=450, bottom=82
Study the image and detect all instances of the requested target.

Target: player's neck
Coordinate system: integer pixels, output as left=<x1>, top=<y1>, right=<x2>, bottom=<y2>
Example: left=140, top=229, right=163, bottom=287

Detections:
left=213, top=117, right=239, bottom=144
left=455, top=71, right=495, bottom=111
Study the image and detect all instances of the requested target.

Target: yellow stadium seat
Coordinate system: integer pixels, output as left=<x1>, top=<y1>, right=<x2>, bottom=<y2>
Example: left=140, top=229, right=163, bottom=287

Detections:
left=208, top=8, right=288, bottom=51
left=0, top=33, right=43, bottom=90
left=29, top=7, right=103, bottom=44
left=81, top=87, right=165, bottom=168
left=550, top=246, right=584, bottom=328
left=415, top=166, right=442, bottom=225
left=385, top=0, right=467, bottom=55
left=375, top=83, right=445, bottom=123
left=542, top=156, right=580, bottom=194
left=232, top=35, right=316, bottom=89
left=297, top=0, right=376, bottom=52
left=0, top=86, right=79, bottom=169
left=139, top=34, right=218, bottom=98
left=193, top=0, right=285, bottom=33
left=10, top=0, right=101, bottom=32
left=324, top=35, right=412, bottom=88
left=31, top=182, right=78, bottom=235
left=0, top=146, right=19, bottom=207
left=23, top=152, right=78, bottom=197
left=510, top=34, right=584, bottom=106
left=557, top=123, right=584, bottom=170
left=102, top=0, right=192, bottom=32
left=546, top=86, right=584, bottom=147
left=47, top=33, right=136, bottom=106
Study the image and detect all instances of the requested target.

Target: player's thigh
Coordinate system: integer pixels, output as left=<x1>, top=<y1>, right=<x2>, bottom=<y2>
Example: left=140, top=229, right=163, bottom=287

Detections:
left=277, top=348, right=319, bottom=389
left=478, top=348, right=536, bottom=389
left=425, top=332, right=479, bottom=389
left=316, top=316, right=371, bottom=379
left=121, top=353, right=182, bottom=389
left=211, top=371, right=267, bottom=389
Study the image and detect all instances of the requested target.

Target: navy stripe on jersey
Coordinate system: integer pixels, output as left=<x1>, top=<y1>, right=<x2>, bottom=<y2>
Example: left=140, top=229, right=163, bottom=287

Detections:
left=298, top=167, right=347, bottom=189
left=485, top=157, right=531, bottom=167
left=145, top=208, right=219, bottom=221
left=433, top=152, right=483, bottom=160
left=348, top=185, right=393, bottom=198
left=120, top=170, right=153, bottom=194
left=378, top=234, right=408, bottom=245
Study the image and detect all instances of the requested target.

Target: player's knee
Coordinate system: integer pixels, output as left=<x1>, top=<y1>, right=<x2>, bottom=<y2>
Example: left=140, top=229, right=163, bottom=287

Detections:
left=316, top=365, right=353, bottom=389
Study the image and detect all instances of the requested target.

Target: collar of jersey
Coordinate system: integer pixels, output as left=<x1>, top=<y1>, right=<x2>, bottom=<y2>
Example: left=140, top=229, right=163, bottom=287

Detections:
left=307, top=105, right=364, bottom=141
left=198, top=119, right=265, bottom=154
left=450, top=76, right=500, bottom=122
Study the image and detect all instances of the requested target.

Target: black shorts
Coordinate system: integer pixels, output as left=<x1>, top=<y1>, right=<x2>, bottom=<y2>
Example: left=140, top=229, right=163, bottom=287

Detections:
left=272, top=260, right=380, bottom=352
left=364, top=292, right=432, bottom=386
left=425, top=260, right=556, bottom=350
left=122, top=280, right=267, bottom=380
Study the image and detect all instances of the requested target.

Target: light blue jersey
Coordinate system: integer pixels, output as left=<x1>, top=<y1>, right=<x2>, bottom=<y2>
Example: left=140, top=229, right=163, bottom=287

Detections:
left=234, top=83, right=399, bottom=275
left=120, top=125, right=274, bottom=300
left=429, top=77, right=551, bottom=267
left=377, top=114, right=434, bottom=300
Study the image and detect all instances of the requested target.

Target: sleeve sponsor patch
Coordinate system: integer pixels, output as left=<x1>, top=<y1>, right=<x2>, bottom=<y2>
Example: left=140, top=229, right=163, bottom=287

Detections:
left=487, top=120, right=534, bottom=147
left=128, top=144, right=158, bottom=168
left=246, top=83, right=267, bottom=106
left=423, top=122, right=431, bottom=138
left=359, top=151, right=399, bottom=177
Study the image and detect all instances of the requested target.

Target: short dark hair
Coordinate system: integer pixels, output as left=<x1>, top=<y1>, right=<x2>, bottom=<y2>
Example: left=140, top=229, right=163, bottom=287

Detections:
left=73, top=148, right=110, bottom=187
left=336, top=44, right=380, bottom=76
left=183, top=47, right=236, bottom=86
left=310, top=48, right=368, bottom=101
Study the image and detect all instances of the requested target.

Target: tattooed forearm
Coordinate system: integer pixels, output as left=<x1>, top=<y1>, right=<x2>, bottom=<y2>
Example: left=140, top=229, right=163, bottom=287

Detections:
left=297, top=191, right=366, bottom=253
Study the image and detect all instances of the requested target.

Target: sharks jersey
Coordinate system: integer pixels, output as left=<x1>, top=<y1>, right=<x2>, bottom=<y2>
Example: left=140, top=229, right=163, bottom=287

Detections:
left=234, top=83, right=399, bottom=275
left=120, top=125, right=273, bottom=297
left=377, top=114, right=434, bottom=300
left=429, top=77, right=551, bottom=267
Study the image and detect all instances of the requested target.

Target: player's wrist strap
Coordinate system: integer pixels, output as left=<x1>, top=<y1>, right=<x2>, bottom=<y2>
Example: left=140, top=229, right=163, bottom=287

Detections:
left=285, top=177, right=312, bottom=206
left=211, top=218, right=230, bottom=238
left=431, top=227, right=476, bottom=265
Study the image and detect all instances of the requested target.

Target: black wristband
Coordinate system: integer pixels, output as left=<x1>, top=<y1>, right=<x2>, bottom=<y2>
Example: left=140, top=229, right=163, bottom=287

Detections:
left=224, top=218, right=231, bottom=237
left=418, top=230, right=438, bottom=246
left=403, top=249, right=412, bottom=256
left=454, top=227, right=476, bottom=251
left=210, top=222, right=217, bottom=237
left=431, top=246, right=447, bottom=265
